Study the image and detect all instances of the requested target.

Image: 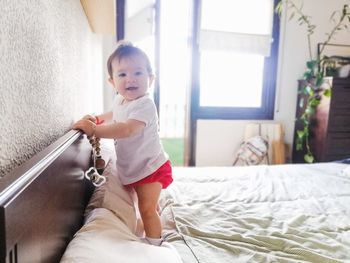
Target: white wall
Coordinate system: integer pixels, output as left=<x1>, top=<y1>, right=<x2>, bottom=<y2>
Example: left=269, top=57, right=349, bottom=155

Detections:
left=196, top=0, right=350, bottom=166
left=0, top=1, right=104, bottom=178
left=102, top=36, right=117, bottom=112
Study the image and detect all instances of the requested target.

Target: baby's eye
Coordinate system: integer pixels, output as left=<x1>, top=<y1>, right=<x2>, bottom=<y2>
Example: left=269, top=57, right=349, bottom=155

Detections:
left=134, top=71, right=144, bottom=76
left=117, top=73, right=126, bottom=77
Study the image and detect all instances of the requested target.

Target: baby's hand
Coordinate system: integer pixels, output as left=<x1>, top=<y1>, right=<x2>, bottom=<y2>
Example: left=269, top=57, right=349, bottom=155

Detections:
left=73, top=119, right=96, bottom=136
left=82, top=114, right=97, bottom=123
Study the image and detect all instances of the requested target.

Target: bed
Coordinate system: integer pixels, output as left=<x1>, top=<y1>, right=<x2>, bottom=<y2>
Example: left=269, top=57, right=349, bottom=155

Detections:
left=0, top=131, right=93, bottom=263
left=1, top=131, right=350, bottom=262
left=159, top=165, right=350, bottom=262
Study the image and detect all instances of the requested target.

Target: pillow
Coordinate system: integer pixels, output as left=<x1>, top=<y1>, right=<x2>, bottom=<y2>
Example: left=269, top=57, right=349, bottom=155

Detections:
left=84, top=150, right=137, bottom=233
left=61, top=141, right=183, bottom=263
left=61, top=208, right=183, bottom=263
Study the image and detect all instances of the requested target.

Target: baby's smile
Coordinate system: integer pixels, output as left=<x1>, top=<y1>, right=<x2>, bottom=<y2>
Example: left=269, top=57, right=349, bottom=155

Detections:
left=126, top=86, right=138, bottom=91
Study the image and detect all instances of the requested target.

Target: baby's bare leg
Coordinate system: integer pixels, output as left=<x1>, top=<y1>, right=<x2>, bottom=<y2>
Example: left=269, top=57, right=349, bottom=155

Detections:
left=135, top=182, right=162, bottom=239
left=127, top=187, right=144, bottom=236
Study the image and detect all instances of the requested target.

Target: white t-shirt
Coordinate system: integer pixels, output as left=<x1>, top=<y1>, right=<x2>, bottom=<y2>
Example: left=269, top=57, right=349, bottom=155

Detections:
left=112, top=94, right=168, bottom=185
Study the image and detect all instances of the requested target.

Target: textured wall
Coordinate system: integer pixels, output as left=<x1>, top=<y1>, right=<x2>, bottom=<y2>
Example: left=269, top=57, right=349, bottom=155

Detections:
left=0, top=0, right=103, bottom=178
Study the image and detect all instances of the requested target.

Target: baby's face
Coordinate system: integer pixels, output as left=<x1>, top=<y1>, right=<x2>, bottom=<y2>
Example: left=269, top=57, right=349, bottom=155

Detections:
left=110, top=55, right=154, bottom=102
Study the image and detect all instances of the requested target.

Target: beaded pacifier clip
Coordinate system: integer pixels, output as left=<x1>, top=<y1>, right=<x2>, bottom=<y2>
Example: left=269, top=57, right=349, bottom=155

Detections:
left=84, top=117, right=106, bottom=187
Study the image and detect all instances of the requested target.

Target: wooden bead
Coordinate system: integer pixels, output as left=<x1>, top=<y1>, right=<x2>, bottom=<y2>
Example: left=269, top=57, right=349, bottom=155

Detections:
left=88, top=136, right=104, bottom=171
left=96, top=158, right=105, bottom=169
left=91, top=174, right=97, bottom=181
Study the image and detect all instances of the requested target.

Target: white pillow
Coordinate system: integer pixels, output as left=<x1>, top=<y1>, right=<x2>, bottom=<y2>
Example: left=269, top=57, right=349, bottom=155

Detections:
left=61, top=141, right=183, bottom=263
left=84, top=151, right=137, bottom=233
left=61, top=208, right=183, bottom=263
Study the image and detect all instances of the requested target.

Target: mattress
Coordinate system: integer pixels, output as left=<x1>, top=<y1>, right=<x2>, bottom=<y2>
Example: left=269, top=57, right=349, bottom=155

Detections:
left=61, top=160, right=350, bottom=262
left=159, top=164, right=350, bottom=263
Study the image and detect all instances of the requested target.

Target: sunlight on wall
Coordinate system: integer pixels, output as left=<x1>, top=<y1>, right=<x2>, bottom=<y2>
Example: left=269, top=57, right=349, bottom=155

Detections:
left=0, top=1, right=103, bottom=178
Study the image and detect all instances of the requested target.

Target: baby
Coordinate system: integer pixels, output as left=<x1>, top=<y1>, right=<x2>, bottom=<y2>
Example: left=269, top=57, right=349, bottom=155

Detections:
left=73, top=42, right=173, bottom=246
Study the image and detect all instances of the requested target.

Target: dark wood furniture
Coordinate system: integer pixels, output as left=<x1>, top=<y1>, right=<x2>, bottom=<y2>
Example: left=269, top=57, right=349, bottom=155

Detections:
left=293, top=77, right=350, bottom=163
left=0, top=131, right=93, bottom=263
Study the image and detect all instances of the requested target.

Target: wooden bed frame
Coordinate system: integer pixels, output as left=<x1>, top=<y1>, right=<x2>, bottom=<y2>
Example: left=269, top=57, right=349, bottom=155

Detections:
left=0, top=130, right=94, bottom=263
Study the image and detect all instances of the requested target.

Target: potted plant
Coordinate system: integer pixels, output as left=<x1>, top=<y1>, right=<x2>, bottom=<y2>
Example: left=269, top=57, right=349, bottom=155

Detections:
left=276, top=1, right=350, bottom=163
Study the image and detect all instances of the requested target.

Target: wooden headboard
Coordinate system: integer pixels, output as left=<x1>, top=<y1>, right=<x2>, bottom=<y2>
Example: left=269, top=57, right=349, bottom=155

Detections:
left=0, top=130, right=94, bottom=263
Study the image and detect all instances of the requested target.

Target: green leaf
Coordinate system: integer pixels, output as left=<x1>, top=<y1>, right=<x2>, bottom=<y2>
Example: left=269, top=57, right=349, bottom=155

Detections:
left=275, top=1, right=283, bottom=15
left=304, top=153, right=314, bottom=163
left=305, top=85, right=314, bottom=96
left=304, top=72, right=313, bottom=80
left=309, top=97, right=321, bottom=107
left=323, top=88, right=331, bottom=97
left=306, top=60, right=318, bottom=70
left=343, top=5, right=347, bottom=15
left=296, top=137, right=303, bottom=151
left=296, top=142, right=303, bottom=151
left=306, top=60, right=315, bottom=69
left=305, top=107, right=315, bottom=116
left=316, top=76, right=323, bottom=87
left=297, top=130, right=305, bottom=139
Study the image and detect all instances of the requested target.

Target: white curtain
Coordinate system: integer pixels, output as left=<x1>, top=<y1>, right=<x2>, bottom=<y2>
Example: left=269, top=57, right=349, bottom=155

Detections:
left=199, top=0, right=274, bottom=56
left=125, top=4, right=153, bottom=42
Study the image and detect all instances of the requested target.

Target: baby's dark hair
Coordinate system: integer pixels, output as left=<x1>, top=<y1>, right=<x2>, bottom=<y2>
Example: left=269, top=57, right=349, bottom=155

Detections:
left=107, top=41, right=153, bottom=79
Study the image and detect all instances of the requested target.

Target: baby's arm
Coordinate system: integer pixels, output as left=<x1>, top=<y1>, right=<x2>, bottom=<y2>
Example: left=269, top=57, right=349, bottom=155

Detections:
left=73, top=119, right=145, bottom=139
left=96, top=111, right=113, bottom=123
left=96, top=119, right=145, bottom=139
left=82, top=111, right=113, bottom=124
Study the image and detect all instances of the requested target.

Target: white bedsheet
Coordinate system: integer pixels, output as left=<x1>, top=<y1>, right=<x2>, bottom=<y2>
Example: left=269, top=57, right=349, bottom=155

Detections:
left=159, top=163, right=350, bottom=263
left=61, top=160, right=350, bottom=263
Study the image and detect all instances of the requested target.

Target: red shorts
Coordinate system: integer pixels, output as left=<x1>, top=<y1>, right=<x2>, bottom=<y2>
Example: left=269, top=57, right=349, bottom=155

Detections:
left=127, top=160, right=173, bottom=189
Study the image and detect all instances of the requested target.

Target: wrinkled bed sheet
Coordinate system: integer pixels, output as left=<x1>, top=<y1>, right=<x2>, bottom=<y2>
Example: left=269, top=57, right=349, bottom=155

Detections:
left=159, top=163, right=350, bottom=263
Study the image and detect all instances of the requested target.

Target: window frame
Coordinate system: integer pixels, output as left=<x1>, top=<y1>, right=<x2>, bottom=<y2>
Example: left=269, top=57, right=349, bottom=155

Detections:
left=118, top=0, right=281, bottom=166
left=188, top=0, right=280, bottom=165
left=191, top=0, right=280, bottom=120
left=116, top=0, right=125, bottom=40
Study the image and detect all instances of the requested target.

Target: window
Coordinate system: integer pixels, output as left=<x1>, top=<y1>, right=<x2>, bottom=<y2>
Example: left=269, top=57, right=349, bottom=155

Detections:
left=192, top=0, right=280, bottom=119
left=120, top=0, right=280, bottom=165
